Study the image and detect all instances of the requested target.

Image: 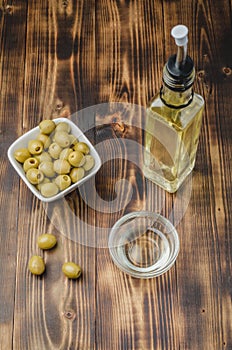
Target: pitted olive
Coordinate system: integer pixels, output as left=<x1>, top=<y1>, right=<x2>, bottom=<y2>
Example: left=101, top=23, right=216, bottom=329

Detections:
left=74, top=142, right=90, bottom=155
left=48, top=142, right=62, bottom=159
left=23, top=157, right=39, bottom=172
left=36, top=133, right=51, bottom=149
left=59, top=148, right=72, bottom=160
left=35, top=151, right=52, bottom=163
left=55, top=122, right=71, bottom=133
left=55, top=175, right=71, bottom=190
left=54, top=131, right=71, bottom=148
left=40, top=182, right=59, bottom=197
left=36, top=177, right=50, bottom=191
left=39, top=161, right=56, bottom=178
left=28, top=140, right=44, bottom=155
left=68, top=150, right=85, bottom=167
left=83, top=155, right=95, bottom=171
left=53, top=159, right=71, bottom=174
left=14, top=148, right=31, bottom=163
left=39, top=120, right=56, bottom=134
left=26, top=168, right=44, bottom=185
left=69, top=134, right=78, bottom=147
left=70, top=167, right=85, bottom=183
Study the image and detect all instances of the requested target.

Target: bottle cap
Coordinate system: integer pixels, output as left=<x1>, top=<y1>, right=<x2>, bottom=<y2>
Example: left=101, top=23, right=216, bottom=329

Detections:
left=171, top=25, right=188, bottom=47
left=163, top=25, right=194, bottom=91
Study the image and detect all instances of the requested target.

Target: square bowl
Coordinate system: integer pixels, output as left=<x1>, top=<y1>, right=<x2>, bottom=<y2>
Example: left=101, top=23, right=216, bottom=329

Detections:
left=7, top=118, right=102, bottom=202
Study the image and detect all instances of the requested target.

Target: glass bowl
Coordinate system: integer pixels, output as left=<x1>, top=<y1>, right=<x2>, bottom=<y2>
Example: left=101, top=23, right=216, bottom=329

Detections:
left=108, top=211, right=180, bottom=278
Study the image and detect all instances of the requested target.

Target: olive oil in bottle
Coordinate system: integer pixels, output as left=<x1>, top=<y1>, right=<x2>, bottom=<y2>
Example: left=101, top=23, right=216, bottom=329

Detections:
left=143, top=25, right=204, bottom=193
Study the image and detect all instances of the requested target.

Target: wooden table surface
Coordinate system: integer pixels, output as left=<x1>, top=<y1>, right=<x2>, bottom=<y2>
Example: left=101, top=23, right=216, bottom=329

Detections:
left=0, top=1, right=231, bottom=349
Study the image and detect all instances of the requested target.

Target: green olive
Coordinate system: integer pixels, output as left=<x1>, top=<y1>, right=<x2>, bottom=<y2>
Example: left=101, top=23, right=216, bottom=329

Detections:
left=70, top=167, right=85, bottom=183
left=26, top=168, right=44, bottom=185
left=83, top=155, right=95, bottom=171
left=62, top=262, right=82, bottom=279
left=36, top=133, right=51, bottom=149
left=23, top=157, right=39, bottom=172
left=28, top=256, right=45, bottom=275
left=69, top=134, right=78, bottom=147
left=53, top=159, right=71, bottom=174
left=54, top=175, right=71, bottom=190
left=54, top=131, right=71, bottom=148
left=48, top=142, right=62, bottom=159
left=34, top=151, right=52, bottom=163
left=55, top=122, right=71, bottom=133
left=39, top=161, right=56, bottom=178
left=37, top=233, right=57, bottom=250
left=68, top=150, right=85, bottom=167
left=73, top=142, right=90, bottom=155
left=14, top=148, right=31, bottom=163
left=39, top=120, right=56, bottom=134
left=36, top=177, right=50, bottom=191
left=59, top=148, right=72, bottom=160
left=40, top=182, right=59, bottom=197
left=28, top=140, right=44, bottom=155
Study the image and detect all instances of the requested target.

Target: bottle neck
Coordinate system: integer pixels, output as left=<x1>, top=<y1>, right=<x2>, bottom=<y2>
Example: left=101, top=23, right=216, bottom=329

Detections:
left=160, top=84, right=193, bottom=108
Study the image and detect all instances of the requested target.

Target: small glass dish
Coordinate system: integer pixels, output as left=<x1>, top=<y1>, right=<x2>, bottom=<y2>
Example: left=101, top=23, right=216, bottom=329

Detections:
left=7, top=118, right=101, bottom=202
left=108, top=211, right=180, bottom=278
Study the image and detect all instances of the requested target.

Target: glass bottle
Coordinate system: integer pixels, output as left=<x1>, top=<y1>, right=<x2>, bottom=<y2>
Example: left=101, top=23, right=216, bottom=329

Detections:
left=143, top=25, right=204, bottom=193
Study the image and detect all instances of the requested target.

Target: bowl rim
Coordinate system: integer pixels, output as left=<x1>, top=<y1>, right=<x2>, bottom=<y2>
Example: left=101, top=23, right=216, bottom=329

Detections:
left=108, top=211, right=180, bottom=278
left=7, top=117, right=102, bottom=203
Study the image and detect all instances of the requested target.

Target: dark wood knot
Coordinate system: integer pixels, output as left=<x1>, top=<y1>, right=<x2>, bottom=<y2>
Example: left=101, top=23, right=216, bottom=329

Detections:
left=222, top=67, right=231, bottom=76
left=62, top=0, right=69, bottom=8
left=55, top=99, right=64, bottom=111
left=63, top=310, right=76, bottom=321
left=2, top=4, right=13, bottom=15
left=197, top=70, right=205, bottom=79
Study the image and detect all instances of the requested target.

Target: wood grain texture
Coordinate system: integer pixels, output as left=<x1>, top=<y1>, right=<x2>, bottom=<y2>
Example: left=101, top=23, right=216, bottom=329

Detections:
left=0, top=0, right=231, bottom=349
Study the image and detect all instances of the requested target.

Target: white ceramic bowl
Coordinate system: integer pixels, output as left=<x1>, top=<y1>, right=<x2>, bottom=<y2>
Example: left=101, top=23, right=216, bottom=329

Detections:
left=7, top=118, right=101, bottom=202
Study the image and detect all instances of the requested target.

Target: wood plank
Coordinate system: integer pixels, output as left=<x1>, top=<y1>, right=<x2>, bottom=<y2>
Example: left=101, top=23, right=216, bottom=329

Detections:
left=94, top=1, right=165, bottom=349
left=162, top=0, right=232, bottom=349
left=12, top=1, right=97, bottom=349
left=0, top=2, right=28, bottom=349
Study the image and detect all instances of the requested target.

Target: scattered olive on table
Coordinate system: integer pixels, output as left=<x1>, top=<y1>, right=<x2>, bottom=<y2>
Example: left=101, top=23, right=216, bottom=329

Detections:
left=28, top=256, right=45, bottom=275
left=13, top=120, right=95, bottom=198
left=62, top=262, right=82, bottom=279
left=37, top=233, right=57, bottom=250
